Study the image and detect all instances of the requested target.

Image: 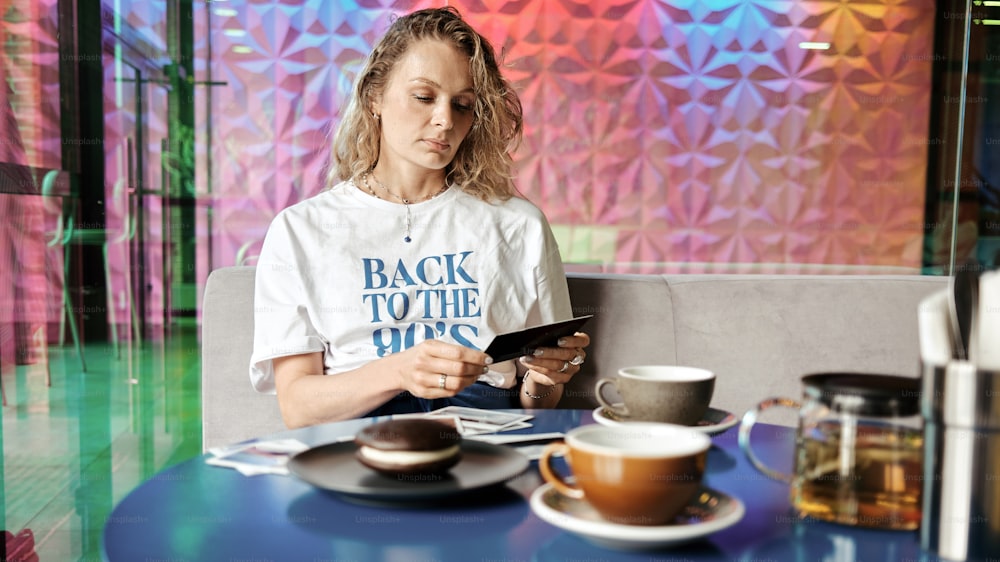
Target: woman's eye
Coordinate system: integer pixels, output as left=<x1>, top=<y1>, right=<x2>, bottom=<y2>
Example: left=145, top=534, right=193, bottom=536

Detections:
left=414, top=95, right=433, bottom=103
left=454, top=101, right=474, bottom=112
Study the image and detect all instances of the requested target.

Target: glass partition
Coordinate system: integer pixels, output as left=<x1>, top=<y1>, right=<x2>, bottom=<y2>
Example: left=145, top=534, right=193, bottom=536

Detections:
left=1, top=2, right=998, bottom=561
left=941, top=0, right=1000, bottom=272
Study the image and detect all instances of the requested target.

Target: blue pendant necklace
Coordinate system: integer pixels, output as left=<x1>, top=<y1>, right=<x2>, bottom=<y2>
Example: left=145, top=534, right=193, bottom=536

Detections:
left=364, top=173, right=449, bottom=243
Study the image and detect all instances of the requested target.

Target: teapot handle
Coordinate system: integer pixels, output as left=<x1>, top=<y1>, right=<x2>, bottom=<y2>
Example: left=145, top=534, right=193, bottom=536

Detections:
left=738, top=397, right=800, bottom=483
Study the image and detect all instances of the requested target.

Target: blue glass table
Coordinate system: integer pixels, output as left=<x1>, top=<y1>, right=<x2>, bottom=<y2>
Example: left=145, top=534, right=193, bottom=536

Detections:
left=102, top=409, right=941, bottom=561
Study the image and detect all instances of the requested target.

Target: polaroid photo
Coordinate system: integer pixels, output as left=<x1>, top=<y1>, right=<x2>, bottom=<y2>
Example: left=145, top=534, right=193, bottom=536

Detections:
left=206, top=439, right=308, bottom=476
left=483, top=315, right=593, bottom=363
left=468, top=431, right=564, bottom=445
left=467, top=432, right=566, bottom=460
left=392, top=412, right=466, bottom=433
left=208, top=438, right=307, bottom=458
left=426, top=406, right=533, bottom=429
left=459, top=420, right=534, bottom=435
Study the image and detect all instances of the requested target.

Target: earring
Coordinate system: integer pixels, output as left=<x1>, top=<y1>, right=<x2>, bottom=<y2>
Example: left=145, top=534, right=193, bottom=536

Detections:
left=373, top=112, right=380, bottom=120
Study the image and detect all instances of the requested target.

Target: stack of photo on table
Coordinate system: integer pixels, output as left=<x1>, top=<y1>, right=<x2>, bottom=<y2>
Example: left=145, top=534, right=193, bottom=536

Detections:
left=205, top=406, right=558, bottom=476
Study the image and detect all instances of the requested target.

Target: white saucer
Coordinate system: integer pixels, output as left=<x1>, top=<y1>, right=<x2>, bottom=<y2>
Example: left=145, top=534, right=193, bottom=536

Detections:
left=592, top=405, right=739, bottom=436
left=530, top=483, right=745, bottom=550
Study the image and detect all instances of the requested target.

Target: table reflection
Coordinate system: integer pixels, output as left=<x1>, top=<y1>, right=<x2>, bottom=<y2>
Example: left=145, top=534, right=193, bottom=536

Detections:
left=288, top=487, right=529, bottom=560
left=737, top=519, right=937, bottom=562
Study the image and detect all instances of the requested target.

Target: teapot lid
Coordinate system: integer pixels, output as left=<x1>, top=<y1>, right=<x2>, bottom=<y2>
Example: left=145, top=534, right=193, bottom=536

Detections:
left=802, top=373, right=921, bottom=416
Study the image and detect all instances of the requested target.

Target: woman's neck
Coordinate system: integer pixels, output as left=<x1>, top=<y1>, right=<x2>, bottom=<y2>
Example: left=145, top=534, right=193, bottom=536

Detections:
left=369, top=166, right=447, bottom=201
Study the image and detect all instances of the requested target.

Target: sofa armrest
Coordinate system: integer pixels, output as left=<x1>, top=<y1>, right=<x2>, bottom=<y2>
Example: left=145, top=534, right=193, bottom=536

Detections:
left=201, top=266, right=284, bottom=451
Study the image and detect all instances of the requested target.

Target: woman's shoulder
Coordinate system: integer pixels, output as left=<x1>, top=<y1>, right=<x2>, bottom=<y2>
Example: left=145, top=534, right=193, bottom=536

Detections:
left=453, top=188, right=548, bottom=224
left=272, top=181, right=354, bottom=221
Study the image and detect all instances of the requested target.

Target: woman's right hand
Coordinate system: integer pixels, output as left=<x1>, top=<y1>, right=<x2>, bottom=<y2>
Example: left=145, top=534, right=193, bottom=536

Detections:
left=391, top=339, right=493, bottom=398
left=273, top=340, right=492, bottom=428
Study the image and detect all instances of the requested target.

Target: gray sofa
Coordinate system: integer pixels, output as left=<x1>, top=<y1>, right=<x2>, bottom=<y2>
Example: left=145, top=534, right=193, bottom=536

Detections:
left=201, top=266, right=946, bottom=451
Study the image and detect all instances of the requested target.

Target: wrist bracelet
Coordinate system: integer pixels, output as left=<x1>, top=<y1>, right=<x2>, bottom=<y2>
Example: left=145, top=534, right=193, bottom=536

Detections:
left=523, top=372, right=559, bottom=400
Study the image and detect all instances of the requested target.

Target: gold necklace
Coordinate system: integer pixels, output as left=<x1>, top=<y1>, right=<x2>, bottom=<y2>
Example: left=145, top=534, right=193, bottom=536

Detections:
left=364, top=173, right=449, bottom=243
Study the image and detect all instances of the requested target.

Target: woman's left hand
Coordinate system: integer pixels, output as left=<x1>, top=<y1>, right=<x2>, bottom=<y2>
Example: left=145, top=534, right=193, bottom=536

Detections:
left=519, top=331, right=591, bottom=386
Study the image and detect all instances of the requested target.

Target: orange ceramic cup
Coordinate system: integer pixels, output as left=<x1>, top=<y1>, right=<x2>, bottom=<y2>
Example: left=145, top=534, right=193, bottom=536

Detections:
left=539, top=423, right=711, bottom=525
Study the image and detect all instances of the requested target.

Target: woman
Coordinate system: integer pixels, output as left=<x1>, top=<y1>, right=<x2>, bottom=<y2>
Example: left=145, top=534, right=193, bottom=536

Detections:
left=250, top=7, right=590, bottom=428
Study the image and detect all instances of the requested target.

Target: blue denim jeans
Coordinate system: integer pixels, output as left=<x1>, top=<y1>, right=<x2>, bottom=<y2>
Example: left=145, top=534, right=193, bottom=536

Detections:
left=363, top=381, right=519, bottom=416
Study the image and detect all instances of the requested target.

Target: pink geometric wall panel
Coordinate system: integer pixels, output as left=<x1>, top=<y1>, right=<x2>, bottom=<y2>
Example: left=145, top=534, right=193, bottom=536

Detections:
left=0, top=0, right=61, bottom=171
left=198, top=0, right=935, bottom=274
left=0, top=0, right=62, bottom=358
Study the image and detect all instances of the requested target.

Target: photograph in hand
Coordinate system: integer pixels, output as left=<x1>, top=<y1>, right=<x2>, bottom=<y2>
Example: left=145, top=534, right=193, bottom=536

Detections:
left=483, top=316, right=593, bottom=363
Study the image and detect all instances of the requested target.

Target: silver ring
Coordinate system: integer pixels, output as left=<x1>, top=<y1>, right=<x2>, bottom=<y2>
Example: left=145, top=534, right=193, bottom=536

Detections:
left=438, top=374, right=447, bottom=389
left=570, top=353, right=584, bottom=366
left=559, top=361, right=570, bottom=373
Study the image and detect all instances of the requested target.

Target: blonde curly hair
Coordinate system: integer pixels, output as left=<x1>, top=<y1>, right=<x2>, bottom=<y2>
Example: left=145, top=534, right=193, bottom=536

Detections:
left=328, top=6, right=523, bottom=201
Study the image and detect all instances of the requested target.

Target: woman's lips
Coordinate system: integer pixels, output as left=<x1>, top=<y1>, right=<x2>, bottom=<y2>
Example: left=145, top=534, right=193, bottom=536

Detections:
left=424, top=138, right=450, bottom=151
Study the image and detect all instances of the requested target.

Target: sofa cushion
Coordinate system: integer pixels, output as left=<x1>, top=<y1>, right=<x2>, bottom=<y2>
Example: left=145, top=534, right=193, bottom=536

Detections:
left=664, top=275, right=945, bottom=423
left=200, top=267, right=947, bottom=450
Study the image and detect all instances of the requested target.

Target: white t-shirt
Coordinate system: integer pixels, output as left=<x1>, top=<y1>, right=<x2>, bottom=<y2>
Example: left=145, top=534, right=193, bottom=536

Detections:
left=249, top=180, right=572, bottom=394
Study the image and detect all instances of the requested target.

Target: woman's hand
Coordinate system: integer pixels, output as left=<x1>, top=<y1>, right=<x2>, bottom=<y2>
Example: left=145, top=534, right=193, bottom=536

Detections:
left=393, top=339, right=493, bottom=398
left=273, top=340, right=492, bottom=428
left=519, top=331, right=591, bottom=398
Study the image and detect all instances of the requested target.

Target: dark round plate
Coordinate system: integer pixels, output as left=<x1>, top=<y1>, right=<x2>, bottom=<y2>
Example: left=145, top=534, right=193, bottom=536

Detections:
left=287, top=439, right=530, bottom=502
